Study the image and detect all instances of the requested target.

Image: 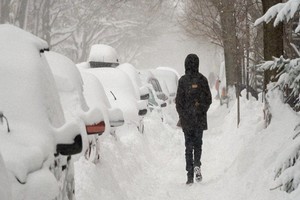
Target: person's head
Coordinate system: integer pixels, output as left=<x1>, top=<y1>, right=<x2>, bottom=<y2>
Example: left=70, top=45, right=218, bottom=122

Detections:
left=185, top=54, right=199, bottom=75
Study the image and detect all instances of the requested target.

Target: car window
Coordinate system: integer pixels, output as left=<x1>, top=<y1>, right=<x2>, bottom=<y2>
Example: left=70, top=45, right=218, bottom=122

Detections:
left=90, top=61, right=119, bottom=68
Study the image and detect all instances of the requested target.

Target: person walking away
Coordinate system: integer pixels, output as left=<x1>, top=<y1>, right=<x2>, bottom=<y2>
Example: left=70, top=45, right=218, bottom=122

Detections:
left=175, top=54, right=212, bottom=185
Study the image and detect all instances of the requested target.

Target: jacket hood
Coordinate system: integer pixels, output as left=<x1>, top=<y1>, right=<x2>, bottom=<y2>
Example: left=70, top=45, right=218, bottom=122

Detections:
left=185, top=54, right=199, bottom=75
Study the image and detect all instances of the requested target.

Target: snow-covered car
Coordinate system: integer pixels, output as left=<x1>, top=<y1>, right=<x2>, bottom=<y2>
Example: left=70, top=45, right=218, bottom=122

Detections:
left=117, top=63, right=149, bottom=116
left=117, top=63, right=150, bottom=101
left=0, top=25, right=82, bottom=200
left=78, top=70, right=125, bottom=134
left=45, top=51, right=107, bottom=163
left=88, top=44, right=119, bottom=68
left=79, top=44, right=146, bottom=133
left=81, top=66, right=147, bottom=133
left=147, top=85, right=167, bottom=111
left=151, top=67, right=179, bottom=104
left=138, top=70, right=168, bottom=102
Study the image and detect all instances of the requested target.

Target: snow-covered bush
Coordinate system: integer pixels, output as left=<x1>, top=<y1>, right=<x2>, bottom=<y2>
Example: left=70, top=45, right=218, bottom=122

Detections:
left=272, top=124, right=300, bottom=193
left=255, top=0, right=300, bottom=194
left=260, top=56, right=300, bottom=110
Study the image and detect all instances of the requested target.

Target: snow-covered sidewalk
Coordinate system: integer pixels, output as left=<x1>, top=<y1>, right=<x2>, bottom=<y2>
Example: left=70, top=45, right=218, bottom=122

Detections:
left=75, top=92, right=300, bottom=200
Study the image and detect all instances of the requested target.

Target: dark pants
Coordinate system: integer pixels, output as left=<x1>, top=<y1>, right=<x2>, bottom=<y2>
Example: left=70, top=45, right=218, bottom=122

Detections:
left=183, top=128, right=203, bottom=178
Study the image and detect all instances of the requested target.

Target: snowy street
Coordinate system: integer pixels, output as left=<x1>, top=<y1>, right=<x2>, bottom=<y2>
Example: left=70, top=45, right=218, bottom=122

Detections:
left=75, top=92, right=299, bottom=200
left=2, top=1, right=300, bottom=199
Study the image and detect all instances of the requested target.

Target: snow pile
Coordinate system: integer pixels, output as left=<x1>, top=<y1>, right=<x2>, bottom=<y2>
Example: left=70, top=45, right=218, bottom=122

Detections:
left=74, top=88, right=300, bottom=200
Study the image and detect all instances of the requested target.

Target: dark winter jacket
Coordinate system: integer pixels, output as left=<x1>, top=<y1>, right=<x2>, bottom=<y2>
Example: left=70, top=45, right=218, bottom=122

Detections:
left=175, top=54, right=212, bottom=130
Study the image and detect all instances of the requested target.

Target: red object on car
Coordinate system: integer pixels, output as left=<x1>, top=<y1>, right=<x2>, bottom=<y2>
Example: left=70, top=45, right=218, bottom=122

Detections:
left=86, top=121, right=105, bottom=135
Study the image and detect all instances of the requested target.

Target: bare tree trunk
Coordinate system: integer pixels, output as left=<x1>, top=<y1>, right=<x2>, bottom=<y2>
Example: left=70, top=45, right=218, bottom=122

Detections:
left=262, top=0, right=283, bottom=89
left=41, top=0, right=51, bottom=45
left=214, top=0, right=240, bottom=86
left=0, top=0, right=11, bottom=23
left=16, top=0, right=29, bottom=29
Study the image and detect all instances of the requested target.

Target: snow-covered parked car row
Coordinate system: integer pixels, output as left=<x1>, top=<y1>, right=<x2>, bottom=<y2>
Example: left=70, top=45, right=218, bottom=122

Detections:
left=0, top=25, right=82, bottom=200
left=0, top=25, right=178, bottom=200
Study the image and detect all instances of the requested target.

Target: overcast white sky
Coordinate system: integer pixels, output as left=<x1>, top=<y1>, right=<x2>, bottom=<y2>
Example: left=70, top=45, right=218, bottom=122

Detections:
left=136, top=26, right=223, bottom=77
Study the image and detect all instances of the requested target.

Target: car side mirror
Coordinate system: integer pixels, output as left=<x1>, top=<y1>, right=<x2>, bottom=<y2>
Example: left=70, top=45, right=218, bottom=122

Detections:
left=138, top=109, right=147, bottom=116
left=160, top=102, right=167, bottom=108
left=139, top=86, right=150, bottom=100
left=56, top=134, right=82, bottom=156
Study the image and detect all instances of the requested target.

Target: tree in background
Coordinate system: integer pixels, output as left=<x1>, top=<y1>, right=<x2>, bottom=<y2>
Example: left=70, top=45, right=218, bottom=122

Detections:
left=0, top=0, right=172, bottom=64
left=179, top=0, right=263, bottom=88
left=260, top=0, right=284, bottom=90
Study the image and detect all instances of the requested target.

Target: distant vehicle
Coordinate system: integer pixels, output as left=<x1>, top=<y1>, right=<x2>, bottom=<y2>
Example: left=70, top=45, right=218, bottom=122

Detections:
left=146, top=84, right=167, bottom=122
left=78, top=70, right=125, bottom=135
left=88, top=44, right=119, bottom=68
left=151, top=67, right=179, bottom=104
left=0, top=24, right=81, bottom=200
left=138, top=70, right=168, bottom=102
left=45, top=51, right=106, bottom=163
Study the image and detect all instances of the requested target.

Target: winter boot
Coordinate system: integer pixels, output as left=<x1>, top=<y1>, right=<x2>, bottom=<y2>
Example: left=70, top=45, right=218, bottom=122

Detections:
left=186, top=176, right=193, bottom=185
left=186, top=169, right=194, bottom=185
left=194, top=166, right=202, bottom=182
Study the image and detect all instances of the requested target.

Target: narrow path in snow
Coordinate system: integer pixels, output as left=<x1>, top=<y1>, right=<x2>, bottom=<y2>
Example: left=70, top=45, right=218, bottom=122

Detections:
left=74, top=99, right=260, bottom=200
left=127, top=101, right=232, bottom=200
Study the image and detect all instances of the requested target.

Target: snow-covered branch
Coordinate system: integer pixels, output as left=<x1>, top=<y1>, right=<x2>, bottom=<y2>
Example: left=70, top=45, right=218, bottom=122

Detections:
left=255, top=0, right=300, bottom=32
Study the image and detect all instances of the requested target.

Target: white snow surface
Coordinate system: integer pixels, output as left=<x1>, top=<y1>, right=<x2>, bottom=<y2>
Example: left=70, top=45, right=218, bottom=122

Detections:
left=0, top=152, right=12, bottom=200
left=88, top=44, right=119, bottom=63
left=74, top=89, right=300, bottom=200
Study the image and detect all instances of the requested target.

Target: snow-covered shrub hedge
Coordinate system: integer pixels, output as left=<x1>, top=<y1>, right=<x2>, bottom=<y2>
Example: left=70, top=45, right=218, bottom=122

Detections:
left=261, top=56, right=300, bottom=110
